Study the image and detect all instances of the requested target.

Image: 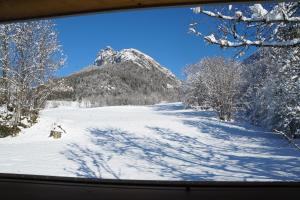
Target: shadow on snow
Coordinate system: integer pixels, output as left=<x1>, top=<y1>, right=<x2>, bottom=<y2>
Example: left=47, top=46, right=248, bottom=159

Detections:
left=62, top=143, right=119, bottom=179
left=62, top=103, right=300, bottom=181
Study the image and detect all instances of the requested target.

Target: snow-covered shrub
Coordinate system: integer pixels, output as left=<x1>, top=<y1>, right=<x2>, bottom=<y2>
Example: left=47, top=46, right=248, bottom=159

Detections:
left=49, top=130, right=61, bottom=139
left=49, top=123, right=66, bottom=139
left=0, top=125, right=20, bottom=138
left=183, top=57, right=243, bottom=121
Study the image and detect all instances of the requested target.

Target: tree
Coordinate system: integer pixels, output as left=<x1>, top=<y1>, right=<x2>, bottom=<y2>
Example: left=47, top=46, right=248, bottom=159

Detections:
left=184, top=57, right=243, bottom=121
left=189, top=2, right=300, bottom=53
left=241, top=45, right=300, bottom=137
left=0, top=24, right=13, bottom=105
left=0, top=20, right=65, bottom=127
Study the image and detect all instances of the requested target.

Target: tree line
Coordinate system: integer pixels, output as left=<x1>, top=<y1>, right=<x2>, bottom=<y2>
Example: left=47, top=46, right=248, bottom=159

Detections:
left=49, top=60, right=180, bottom=107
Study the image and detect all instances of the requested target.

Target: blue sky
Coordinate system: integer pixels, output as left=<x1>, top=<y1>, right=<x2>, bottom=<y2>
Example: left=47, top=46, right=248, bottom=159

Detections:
left=54, top=6, right=246, bottom=79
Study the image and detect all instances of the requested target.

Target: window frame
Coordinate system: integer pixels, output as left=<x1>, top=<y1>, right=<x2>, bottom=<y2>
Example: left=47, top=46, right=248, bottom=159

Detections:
left=0, top=1, right=299, bottom=199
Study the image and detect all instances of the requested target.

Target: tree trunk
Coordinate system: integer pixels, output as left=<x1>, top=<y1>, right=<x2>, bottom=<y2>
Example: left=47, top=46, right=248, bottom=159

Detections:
left=1, top=26, right=10, bottom=104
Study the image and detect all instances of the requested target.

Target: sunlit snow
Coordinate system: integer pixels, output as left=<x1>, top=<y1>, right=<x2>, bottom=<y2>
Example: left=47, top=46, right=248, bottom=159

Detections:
left=0, top=102, right=299, bottom=181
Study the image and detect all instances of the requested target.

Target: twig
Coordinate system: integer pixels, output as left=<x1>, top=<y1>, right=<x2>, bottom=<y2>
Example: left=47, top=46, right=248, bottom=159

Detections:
left=57, top=125, right=66, bottom=134
left=274, top=129, right=300, bottom=151
left=57, top=125, right=67, bottom=133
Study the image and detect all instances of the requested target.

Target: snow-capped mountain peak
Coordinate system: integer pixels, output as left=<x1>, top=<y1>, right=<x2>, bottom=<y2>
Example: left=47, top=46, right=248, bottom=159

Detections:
left=94, top=47, right=177, bottom=80
left=94, top=46, right=117, bottom=66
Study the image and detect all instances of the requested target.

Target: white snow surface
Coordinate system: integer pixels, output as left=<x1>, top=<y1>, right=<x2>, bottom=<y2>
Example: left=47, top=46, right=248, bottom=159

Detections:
left=0, top=102, right=300, bottom=181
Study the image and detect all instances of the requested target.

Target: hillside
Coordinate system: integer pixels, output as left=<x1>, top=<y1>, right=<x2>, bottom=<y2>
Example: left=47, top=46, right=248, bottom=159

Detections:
left=49, top=47, right=181, bottom=106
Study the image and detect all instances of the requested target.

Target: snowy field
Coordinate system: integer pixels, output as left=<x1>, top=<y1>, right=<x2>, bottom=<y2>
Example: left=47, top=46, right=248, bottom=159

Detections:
left=0, top=102, right=299, bottom=181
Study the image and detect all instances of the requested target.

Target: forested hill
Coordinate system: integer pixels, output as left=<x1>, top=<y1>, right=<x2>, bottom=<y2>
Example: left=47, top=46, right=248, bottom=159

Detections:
left=49, top=47, right=181, bottom=106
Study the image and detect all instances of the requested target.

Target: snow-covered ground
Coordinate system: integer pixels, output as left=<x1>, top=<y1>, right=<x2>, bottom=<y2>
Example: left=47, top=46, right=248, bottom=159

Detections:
left=0, top=102, right=299, bottom=181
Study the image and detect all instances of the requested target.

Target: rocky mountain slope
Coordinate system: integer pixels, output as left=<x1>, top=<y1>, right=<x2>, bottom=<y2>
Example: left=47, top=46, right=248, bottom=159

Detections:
left=49, top=47, right=181, bottom=107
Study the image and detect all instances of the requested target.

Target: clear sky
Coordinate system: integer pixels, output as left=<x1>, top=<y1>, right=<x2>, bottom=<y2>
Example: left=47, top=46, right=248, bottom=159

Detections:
left=54, top=6, right=245, bottom=80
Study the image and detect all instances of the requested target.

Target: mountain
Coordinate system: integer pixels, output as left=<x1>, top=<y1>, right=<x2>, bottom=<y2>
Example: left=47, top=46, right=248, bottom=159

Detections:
left=49, top=47, right=181, bottom=107
left=78, top=46, right=177, bottom=80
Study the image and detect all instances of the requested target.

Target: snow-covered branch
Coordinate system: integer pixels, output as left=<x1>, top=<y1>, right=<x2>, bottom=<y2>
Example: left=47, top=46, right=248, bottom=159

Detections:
left=192, top=3, right=300, bottom=23
left=204, top=34, right=300, bottom=48
left=190, top=2, right=300, bottom=49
